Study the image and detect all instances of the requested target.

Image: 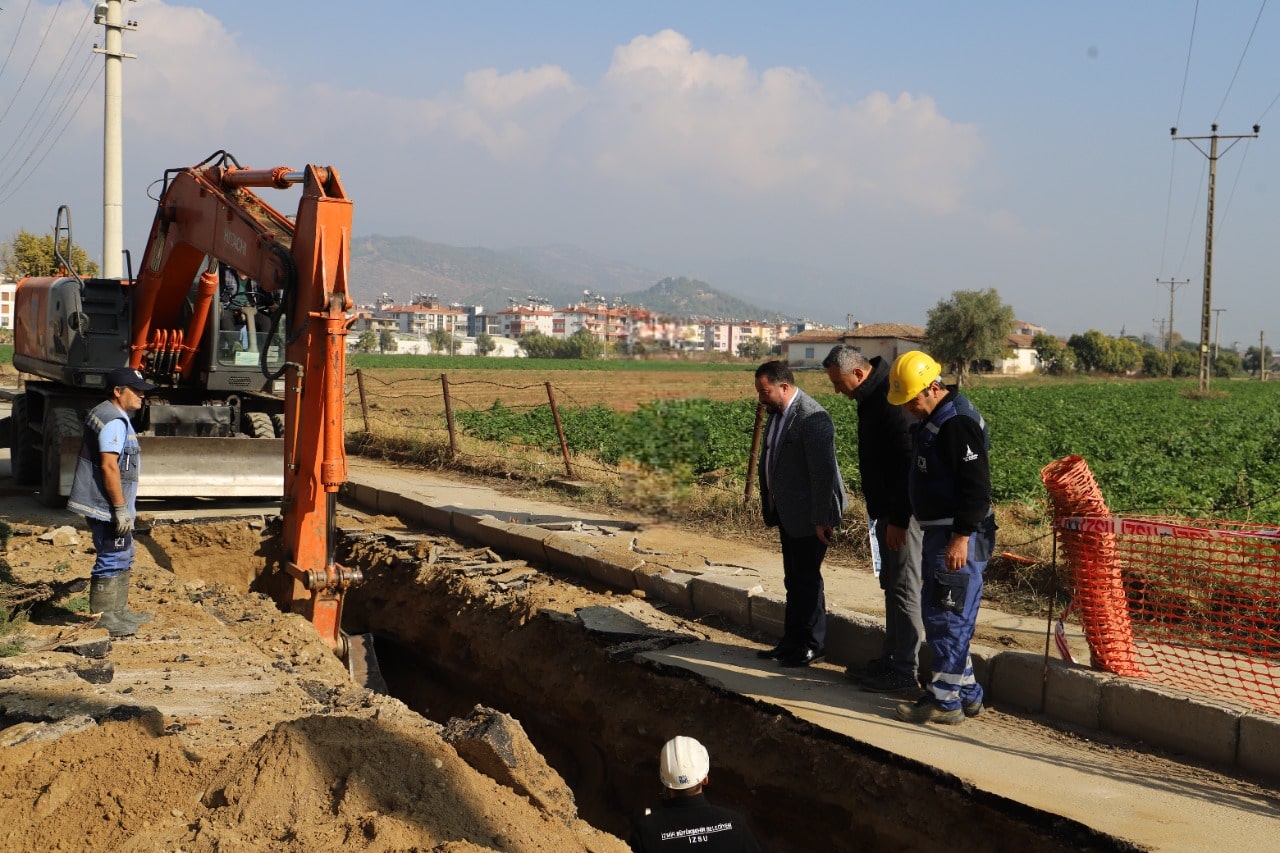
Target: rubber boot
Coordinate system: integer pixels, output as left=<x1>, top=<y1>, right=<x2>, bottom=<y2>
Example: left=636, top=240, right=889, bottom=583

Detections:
left=88, top=573, right=137, bottom=638
left=116, top=569, right=152, bottom=626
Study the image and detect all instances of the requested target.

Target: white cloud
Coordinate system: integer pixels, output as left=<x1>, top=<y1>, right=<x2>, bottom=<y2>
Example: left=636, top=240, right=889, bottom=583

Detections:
left=586, top=30, right=982, bottom=215
left=128, top=5, right=289, bottom=142
left=447, top=65, right=585, bottom=160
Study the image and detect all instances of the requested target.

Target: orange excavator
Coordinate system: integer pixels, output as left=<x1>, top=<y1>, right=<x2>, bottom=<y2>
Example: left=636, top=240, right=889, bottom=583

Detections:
left=10, top=151, right=360, bottom=656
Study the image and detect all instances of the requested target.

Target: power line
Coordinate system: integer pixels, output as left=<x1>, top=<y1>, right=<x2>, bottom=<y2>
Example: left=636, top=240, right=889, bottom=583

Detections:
left=0, top=0, right=70, bottom=131
left=1214, top=0, right=1268, bottom=123
left=0, top=0, right=34, bottom=90
left=0, top=62, right=101, bottom=207
left=0, top=10, right=94, bottom=177
left=1174, top=0, right=1199, bottom=129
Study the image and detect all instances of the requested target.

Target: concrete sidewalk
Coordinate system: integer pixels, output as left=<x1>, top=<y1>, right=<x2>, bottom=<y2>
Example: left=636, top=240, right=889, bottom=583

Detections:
left=345, top=456, right=1280, bottom=852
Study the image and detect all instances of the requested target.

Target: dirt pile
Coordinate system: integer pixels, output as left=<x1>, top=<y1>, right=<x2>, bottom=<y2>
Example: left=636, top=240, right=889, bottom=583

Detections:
left=0, top=515, right=627, bottom=852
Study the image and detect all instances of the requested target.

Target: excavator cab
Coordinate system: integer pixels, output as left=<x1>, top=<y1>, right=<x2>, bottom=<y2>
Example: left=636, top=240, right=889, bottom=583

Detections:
left=207, top=263, right=286, bottom=380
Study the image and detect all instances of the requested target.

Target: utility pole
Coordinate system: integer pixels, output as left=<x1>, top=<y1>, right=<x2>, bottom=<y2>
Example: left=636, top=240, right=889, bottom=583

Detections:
left=1155, top=277, right=1187, bottom=377
left=1261, top=331, right=1268, bottom=381
left=94, top=0, right=137, bottom=279
left=1171, top=124, right=1260, bottom=391
left=1212, top=308, right=1226, bottom=364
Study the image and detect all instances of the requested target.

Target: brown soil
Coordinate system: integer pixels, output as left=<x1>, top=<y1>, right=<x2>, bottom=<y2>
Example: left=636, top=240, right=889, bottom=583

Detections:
left=0, top=515, right=625, bottom=853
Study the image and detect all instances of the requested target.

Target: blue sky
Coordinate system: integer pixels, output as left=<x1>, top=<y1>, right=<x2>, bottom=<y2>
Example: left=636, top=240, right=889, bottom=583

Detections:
left=0, top=1, right=1277, bottom=348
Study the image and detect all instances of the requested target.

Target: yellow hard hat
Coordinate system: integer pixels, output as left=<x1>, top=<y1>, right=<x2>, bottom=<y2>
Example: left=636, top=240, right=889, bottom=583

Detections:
left=887, top=350, right=942, bottom=405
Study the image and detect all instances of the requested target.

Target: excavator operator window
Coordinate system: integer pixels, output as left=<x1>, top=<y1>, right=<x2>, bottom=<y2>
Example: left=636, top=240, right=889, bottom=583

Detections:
left=215, top=265, right=285, bottom=369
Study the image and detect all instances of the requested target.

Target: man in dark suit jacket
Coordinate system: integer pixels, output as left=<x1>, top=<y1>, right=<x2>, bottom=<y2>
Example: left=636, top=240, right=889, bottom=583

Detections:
left=754, top=360, right=847, bottom=667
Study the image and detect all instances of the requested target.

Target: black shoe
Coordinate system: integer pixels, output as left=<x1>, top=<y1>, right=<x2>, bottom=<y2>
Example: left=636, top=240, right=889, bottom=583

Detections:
left=780, top=648, right=825, bottom=668
left=756, top=643, right=791, bottom=660
left=859, top=670, right=919, bottom=694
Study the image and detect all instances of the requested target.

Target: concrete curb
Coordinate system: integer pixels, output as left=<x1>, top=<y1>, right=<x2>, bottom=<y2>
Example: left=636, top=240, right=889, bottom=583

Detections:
left=344, top=479, right=1280, bottom=781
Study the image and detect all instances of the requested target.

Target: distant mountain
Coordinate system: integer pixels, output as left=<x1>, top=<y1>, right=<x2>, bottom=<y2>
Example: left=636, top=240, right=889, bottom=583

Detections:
left=349, top=236, right=778, bottom=321
left=626, top=276, right=778, bottom=321
left=350, top=235, right=567, bottom=309
left=502, top=244, right=663, bottom=296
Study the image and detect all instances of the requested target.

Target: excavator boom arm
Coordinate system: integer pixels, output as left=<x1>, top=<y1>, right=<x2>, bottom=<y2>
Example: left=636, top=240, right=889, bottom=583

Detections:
left=129, top=154, right=356, bottom=652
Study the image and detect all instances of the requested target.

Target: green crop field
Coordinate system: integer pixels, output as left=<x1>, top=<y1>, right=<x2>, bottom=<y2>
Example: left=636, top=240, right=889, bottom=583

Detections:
left=455, top=379, right=1280, bottom=523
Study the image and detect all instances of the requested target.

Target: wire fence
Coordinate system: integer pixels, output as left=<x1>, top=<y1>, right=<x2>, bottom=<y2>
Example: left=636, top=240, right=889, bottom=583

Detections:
left=345, top=369, right=761, bottom=503
left=1042, top=454, right=1280, bottom=716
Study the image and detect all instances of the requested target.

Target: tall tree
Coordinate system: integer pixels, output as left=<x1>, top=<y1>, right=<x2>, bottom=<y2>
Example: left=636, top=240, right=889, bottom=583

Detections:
left=427, top=327, right=452, bottom=354
left=357, top=330, right=378, bottom=353
left=378, top=328, right=397, bottom=354
left=1, top=229, right=99, bottom=279
left=519, top=330, right=558, bottom=358
left=561, top=327, right=604, bottom=359
left=1067, top=330, right=1112, bottom=372
left=736, top=336, right=769, bottom=360
left=474, top=331, right=496, bottom=356
left=924, top=289, right=1016, bottom=386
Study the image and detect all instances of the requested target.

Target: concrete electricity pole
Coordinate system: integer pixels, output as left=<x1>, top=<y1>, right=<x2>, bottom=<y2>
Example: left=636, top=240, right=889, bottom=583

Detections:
left=1155, top=277, right=1187, bottom=377
left=1171, top=124, right=1260, bottom=392
left=94, top=0, right=137, bottom=279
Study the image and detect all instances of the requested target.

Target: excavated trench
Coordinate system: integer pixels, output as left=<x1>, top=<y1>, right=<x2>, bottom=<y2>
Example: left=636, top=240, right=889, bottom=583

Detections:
left=327, top=526, right=1136, bottom=853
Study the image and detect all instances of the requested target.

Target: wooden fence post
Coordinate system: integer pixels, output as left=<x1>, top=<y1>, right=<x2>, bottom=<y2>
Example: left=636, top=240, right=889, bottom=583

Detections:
left=441, top=373, right=458, bottom=460
left=744, top=402, right=765, bottom=505
left=545, top=381, right=575, bottom=478
left=355, top=369, right=371, bottom=434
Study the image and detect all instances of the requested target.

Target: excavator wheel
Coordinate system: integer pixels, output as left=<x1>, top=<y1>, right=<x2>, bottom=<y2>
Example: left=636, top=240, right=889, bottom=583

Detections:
left=270, top=413, right=285, bottom=438
left=242, top=411, right=274, bottom=439
left=40, top=408, right=80, bottom=507
left=9, top=394, right=39, bottom=486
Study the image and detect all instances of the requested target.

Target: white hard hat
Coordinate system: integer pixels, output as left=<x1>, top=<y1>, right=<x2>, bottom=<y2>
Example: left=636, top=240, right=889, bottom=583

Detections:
left=659, top=736, right=709, bottom=790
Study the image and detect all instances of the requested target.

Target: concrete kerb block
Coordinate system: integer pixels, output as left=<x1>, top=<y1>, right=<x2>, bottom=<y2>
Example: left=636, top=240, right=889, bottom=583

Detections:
left=542, top=533, right=595, bottom=578
left=348, top=482, right=379, bottom=514
left=474, top=517, right=515, bottom=553
left=749, top=592, right=786, bottom=642
left=585, top=547, right=645, bottom=592
left=1100, top=679, right=1246, bottom=766
left=421, top=503, right=454, bottom=534
left=497, top=522, right=554, bottom=566
left=637, top=570, right=695, bottom=612
left=1044, top=660, right=1113, bottom=730
left=966, top=642, right=996, bottom=691
left=452, top=512, right=499, bottom=547
left=689, top=575, right=763, bottom=630
left=1238, top=712, right=1280, bottom=780
left=824, top=609, right=883, bottom=668
left=375, top=489, right=421, bottom=525
left=988, top=651, right=1047, bottom=713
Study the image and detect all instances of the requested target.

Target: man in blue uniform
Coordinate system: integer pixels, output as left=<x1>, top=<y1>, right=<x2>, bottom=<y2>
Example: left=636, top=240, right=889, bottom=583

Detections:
left=629, top=736, right=761, bottom=852
left=68, top=366, right=155, bottom=637
left=886, top=351, right=996, bottom=725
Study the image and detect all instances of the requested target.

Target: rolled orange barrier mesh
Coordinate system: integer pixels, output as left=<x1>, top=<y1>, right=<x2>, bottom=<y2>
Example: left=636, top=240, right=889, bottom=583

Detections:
left=1040, top=455, right=1142, bottom=676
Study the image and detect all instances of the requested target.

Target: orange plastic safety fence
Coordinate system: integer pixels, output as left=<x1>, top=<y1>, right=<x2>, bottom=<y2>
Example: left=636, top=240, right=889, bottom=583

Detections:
left=1040, top=456, right=1141, bottom=676
left=1042, top=455, right=1280, bottom=716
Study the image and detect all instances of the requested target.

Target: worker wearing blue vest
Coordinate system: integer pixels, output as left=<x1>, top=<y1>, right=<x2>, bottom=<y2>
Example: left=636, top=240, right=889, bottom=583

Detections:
left=886, top=351, right=996, bottom=725
left=67, top=366, right=155, bottom=637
